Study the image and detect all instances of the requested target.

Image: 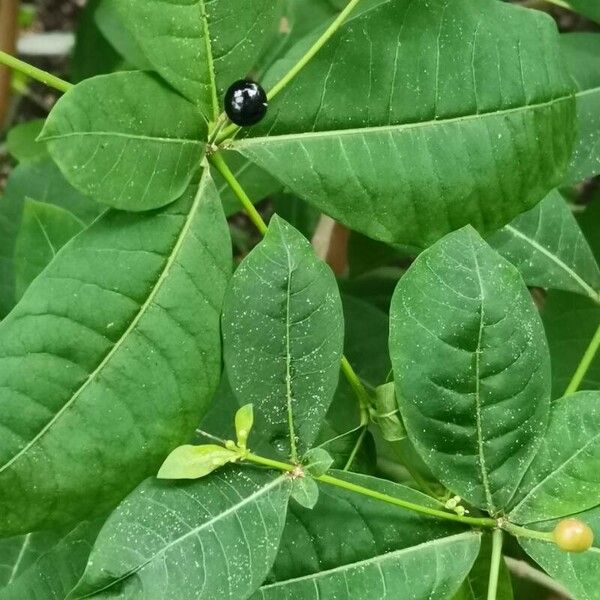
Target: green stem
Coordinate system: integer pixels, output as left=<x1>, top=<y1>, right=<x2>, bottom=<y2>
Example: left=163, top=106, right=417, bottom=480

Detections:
left=209, top=152, right=268, bottom=235
left=564, top=323, right=600, bottom=396
left=266, top=0, right=362, bottom=101
left=215, top=0, right=363, bottom=143
left=343, top=426, right=367, bottom=471
left=341, top=356, right=372, bottom=422
left=502, top=522, right=554, bottom=543
left=245, top=451, right=496, bottom=528
left=0, top=50, right=72, bottom=93
left=487, top=529, right=503, bottom=600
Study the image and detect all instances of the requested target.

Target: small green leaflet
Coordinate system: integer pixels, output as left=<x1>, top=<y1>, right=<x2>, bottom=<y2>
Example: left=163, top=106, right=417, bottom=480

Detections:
left=389, top=226, right=550, bottom=514
left=157, top=444, right=240, bottom=480
left=235, top=404, right=254, bottom=450
left=303, top=448, right=333, bottom=477
left=222, top=216, right=344, bottom=459
left=69, top=467, right=291, bottom=600
left=291, top=477, right=319, bottom=509
left=508, top=391, right=600, bottom=524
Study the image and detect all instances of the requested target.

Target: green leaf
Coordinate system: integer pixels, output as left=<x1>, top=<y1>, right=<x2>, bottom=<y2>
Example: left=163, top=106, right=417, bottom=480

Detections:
left=389, top=226, right=551, bottom=514
left=0, top=530, right=65, bottom=588
left=372, top=382, right=406, bottom=442
left=257, top=471, right=480, bottom=599
left=328, top=295, right=391, bottom=433
left=489, top=190, right=600, bottom=301
left=453, top=532, right=514, bottom=600
left=291, top=477, right=319, bottom=509
left=543, top=291, right=600, bottom=398
left=0, top=157, right=100, bottom=318
left=234, top=0, right=575, bottom=249
left=339, top=268, right=402, bottom=314
left=222, top=216, right=344, bottom=459
left=41, top=71, right=205, bottom=211
left=561, top=33, right=600, bottom=183
left=0, top=521, right=102, bottom=600
left=95, top=0, right=152, bottom=70
left=69, top=467, right=291, bottom=600
left=566, top=0, right=600, bottom=23
left=271, top=193, right=321, bottom=241
left=14, top=200, right=84, bottom=301
left=107, top=0, right=281, bottom=117
left=303, top=448, right=333, bottom=477
left=5, top=120, right=47, bottom=162
left=71, top=0, right=122, bottom=82
left=157, top=444, right=240, bottom=480
left=235, top=404, right=254, bottom=449
left=509, top=391, right=600, bottom=524
left=0, top=171, right=231, bottom=536
left=519, top=504, right=600, bottom=600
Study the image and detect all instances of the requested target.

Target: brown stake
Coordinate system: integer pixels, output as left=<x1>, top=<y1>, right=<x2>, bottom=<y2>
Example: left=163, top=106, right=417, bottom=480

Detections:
left=0, top=0, right=20, bottom=129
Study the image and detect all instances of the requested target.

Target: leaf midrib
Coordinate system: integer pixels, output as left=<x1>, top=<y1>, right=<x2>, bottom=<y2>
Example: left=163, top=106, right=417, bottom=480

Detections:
left=7, top=533, right=30, bottom=585
left=41, top=131, right=204, bottom=146
left=76, top=475, right=286, bottom=599
left=0, top=176, right=208, bottom=475
left=233, top=95, right=572, bottom=147
left=503, top=224, right=600, bottom=304
left=257, top=531, right=478, bottom=591
left=198, top=0, right=219, bottom=121
left=471, top=241, right=495, bottom=514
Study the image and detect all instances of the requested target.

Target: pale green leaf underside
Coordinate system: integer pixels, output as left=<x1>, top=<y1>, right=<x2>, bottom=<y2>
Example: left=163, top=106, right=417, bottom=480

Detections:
left=41, top=71, right=205, bottom=211
left=269, top=470, right=464, bottom=578
left=222, top=216, right=344, bottom=458
left=70, top=467, right=291, bottom=600
left=0, top=530, right=64, bottom=588
left=489, top=190, right=600, bottom=302
left=0, top=170, right=231, bottom=536
left=109, top=0, right=281, bottom=116
left=389, top=226, right=551, bottom=514
left=14, top=200, right=84, bottom=301
left=255, top=532, right=480, bottom=599
left=0, top=521, right=101, bottom=600
left=234, top=0, right=575, bottom=249
left=519, top=505, right=600, bottom=600
left=509, top=391, right=600, bottom=524
left=261, top=471, right=476, bottom=599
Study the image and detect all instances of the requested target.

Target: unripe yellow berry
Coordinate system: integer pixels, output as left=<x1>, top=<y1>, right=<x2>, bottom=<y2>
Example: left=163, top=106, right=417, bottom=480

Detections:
left=553, top=519, right=594, bottom=553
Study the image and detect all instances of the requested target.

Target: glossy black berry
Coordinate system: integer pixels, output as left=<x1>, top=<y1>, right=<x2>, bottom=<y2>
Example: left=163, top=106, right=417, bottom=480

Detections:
left=224, top=80, right=268, bottom=127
